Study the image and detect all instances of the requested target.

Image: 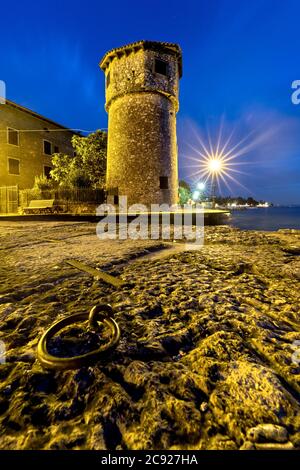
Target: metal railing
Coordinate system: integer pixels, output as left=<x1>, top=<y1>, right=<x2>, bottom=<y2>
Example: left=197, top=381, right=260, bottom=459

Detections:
left=20, top=187, right=106, bottom=211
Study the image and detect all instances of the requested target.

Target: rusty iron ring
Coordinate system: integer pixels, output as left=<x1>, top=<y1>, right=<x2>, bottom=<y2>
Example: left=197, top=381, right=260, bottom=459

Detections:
left=37, top=304, right=120, bottom=370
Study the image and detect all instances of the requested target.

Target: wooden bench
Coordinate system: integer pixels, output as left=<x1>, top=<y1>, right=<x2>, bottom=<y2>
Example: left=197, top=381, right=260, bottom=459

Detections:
left=23, top=199, right=60, bottom=214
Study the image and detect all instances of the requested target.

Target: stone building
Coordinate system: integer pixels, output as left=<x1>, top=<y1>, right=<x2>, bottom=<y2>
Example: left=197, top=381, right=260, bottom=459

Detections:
left=100, top=40, right=182, bottom=207
left=0, top=99, right=75, bottom=189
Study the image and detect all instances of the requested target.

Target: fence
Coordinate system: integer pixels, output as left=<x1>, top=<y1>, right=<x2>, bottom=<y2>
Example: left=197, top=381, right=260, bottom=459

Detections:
left=20, top=187, right=106, bottom=212
left=0, top=186, right=19, bottom=213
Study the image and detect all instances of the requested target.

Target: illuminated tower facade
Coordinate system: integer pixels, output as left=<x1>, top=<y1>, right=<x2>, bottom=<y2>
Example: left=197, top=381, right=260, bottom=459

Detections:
left=100, top=40, right=182, bottom=207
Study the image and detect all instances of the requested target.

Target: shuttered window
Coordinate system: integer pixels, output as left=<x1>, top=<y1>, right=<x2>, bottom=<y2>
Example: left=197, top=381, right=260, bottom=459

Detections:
left=44, top=166, right=52, bottom=179
left=7, top=128, right=19, bottom=146
left=43, top=140, right=52, bottom=155
left=8, top=158, right=20, bottom=175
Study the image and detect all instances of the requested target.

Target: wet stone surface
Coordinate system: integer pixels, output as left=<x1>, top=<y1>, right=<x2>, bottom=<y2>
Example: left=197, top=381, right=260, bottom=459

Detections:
left=0, top=221, right=300, bottom=449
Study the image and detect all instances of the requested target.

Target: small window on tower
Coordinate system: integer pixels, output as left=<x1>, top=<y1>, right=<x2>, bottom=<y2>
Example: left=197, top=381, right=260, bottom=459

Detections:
left=106, top=71, right=110, bottom=88
left=154, top=59, right=168, bottom=76
left=54, top=145, right=59, bottom=153
left=160, top=176, right=169, bottom=190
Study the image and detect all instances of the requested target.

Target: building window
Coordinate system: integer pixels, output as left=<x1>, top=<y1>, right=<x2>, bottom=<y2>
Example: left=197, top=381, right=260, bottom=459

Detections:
left=54, top=145, right=59, bottom=153
left=160, top=176, right=169, bottom=189
left=43, top=140, right=52, bottom=155
left=106, top=71, right=110, bottom=88
left=7, top=128, right=19, bottom=146
left=154, top=59, right=168, bottom=76
left=44, top=166, right=52, bottom=179
left=8, top=158, right=20, bottom=175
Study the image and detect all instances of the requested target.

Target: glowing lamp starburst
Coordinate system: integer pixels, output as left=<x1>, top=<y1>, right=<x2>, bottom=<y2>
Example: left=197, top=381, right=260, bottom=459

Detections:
left=184, top=120, right=259, bottom=196
left=208, top=158, right=223, bottom=174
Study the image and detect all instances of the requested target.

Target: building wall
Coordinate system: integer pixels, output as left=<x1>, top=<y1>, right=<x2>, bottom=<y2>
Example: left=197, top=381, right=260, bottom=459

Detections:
left=102, top=42, right=181, bottom=207
left=0, top=103, right=74, bottom=189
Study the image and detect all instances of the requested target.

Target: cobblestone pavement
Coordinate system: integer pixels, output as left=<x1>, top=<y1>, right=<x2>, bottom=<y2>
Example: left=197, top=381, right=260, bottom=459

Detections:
left=0, top=221, right=300, bottom=450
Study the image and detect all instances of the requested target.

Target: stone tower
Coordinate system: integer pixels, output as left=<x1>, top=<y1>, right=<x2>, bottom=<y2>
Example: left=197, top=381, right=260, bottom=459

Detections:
left=100, top=40, right=182, bottom=207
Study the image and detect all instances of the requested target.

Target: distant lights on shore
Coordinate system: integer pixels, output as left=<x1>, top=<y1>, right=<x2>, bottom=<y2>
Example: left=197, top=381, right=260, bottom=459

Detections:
left=227, top=201, right=270, bottom=208
left=257, top=202, right=270, bottom=207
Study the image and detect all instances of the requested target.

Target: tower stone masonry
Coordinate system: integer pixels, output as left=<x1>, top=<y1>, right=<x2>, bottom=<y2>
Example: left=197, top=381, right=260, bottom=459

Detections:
left=100, top=40, right=182, bottom=207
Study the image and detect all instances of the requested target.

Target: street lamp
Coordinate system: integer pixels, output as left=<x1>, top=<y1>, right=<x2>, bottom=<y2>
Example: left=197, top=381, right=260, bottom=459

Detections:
left=197, top=182, right=206, bottom=191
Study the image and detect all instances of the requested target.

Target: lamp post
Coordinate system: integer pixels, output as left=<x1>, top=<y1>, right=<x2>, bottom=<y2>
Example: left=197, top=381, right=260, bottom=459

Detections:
left=207, top=158, right=222, bottom=208
left=211, top=174, right=217, bottom=208
left=197, top=181, right=206, bottom=204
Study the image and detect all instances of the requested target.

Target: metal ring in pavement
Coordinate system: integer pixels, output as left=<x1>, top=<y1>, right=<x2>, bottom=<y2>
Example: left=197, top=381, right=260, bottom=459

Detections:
left=37, top=304, right=120, bottom=370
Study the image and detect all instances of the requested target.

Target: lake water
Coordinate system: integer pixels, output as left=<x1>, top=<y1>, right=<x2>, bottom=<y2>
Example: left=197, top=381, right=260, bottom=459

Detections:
left=226, top=207, right=300, bottom=231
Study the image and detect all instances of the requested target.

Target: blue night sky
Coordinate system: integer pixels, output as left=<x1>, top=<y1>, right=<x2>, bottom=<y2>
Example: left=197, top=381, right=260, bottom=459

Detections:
left=1, top=0, right=300, bottom=204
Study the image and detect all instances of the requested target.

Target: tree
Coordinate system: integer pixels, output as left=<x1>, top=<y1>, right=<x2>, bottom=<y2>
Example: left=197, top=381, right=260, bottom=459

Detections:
left=246, top=197, right=257, bottom=206
left=33, top=174, right=56, bottom=192
left=179, top=180, right=191, bottom=191
left=178, top=180, right=191, bottom=205
left=51, top=130, right=107, bottom=188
